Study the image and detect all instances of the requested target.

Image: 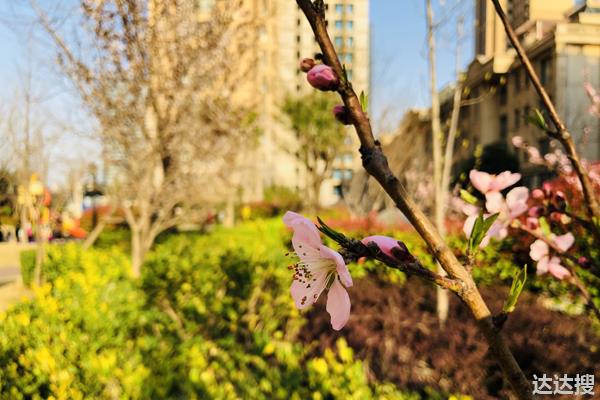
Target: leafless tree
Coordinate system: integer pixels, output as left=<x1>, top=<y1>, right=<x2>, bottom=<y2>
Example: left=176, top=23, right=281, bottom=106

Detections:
left=30, top=0, right=260, bottom=276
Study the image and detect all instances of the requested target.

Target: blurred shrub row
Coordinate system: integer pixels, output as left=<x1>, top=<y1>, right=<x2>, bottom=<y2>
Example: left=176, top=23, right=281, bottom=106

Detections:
left=2, top=219, right=419, bottom=399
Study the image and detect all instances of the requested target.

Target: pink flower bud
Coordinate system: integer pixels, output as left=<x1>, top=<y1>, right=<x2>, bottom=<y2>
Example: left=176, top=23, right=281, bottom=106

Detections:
left=550, top=212, right=563, bottom=223
left=307, top=64, right=339, bottom=91
left=526, top=217, right=539, bottom=230
left=361, top=235, right=411, bottom=262
left=578, top=256, right=592, bottom=269
left=299, top=58, right=315, bottom=73
left=542, top=182, right=553, bottom=196
left=511, top=136, right=524, bottom=148
left=332, top=104, right=352, bottom=125
left=553, top=191, right=567, bottom=211
left=528, top=206, right=543, bottom=218
left=531, top=189, right=545, bottom=200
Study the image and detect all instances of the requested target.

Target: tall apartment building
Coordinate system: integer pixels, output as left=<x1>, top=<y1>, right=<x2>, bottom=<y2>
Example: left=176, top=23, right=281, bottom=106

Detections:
left=235, top=0, right=370, bottom=206
left=461, top=0, right=600, bottom=171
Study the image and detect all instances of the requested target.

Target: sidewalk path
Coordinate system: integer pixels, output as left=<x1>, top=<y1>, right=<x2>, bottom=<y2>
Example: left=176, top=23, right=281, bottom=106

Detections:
left=0, top=243, right=34, bottom=311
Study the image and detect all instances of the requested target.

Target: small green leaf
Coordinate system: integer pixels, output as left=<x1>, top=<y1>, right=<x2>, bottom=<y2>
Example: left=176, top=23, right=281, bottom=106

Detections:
left=503, top=265, right=527, bottom=313
left=528, top=108, right=548, bottom=131
left=468, top=213, right=499, bottom=254
left=539, top=216, right=551, bottom=236
left=316, top=216, right=347, bottom=244
left=460, top=189, right=478, bottom=205
left=359, top=91, right=368, bottom=113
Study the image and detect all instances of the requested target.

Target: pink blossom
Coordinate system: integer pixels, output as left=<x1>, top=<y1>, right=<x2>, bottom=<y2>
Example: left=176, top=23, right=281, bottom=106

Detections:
left=361, top=235, right=409, bottom=261
left=485, top=186, right=529, bottom=219
left=469, top=170, right=521, bottom=195
left=526, top=217, right=539, bottom=230
left=511, top=136, right=524, bottom=148
left=306, top=64, right=339, bottom=91
left=528, top=233, right=575, bottom=280
left=283, top=211, right=352, bottom=330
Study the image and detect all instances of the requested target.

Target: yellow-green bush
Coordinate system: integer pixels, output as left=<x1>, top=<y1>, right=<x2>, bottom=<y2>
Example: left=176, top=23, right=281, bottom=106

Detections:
left=0, top=219, right=420, bottom=399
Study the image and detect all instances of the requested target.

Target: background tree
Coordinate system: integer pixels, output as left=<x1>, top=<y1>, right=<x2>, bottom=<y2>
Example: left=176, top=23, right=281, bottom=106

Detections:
left=30, top=0, right=259, bottom=276
left=282, top=92, right=346, bottom=211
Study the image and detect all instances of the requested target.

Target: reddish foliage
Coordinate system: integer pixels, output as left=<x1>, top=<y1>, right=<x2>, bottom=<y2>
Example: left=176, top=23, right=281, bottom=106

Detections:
left=300, top=276, right=600, bottom=399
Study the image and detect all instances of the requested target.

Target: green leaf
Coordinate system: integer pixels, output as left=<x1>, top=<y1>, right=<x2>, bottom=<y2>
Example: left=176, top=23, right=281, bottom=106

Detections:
left=359, top=91, right=368, bottom=113
left=460, top=189, right=478, bottom=205
left=503, top=265, right=527, bottom=313
left=539, top=216, right=551, bottom=236
left=316, top=216, right=347, bottom=244
left=468, top=213, right=499, bottom=254
left=528, top=108, right=548, bottom=131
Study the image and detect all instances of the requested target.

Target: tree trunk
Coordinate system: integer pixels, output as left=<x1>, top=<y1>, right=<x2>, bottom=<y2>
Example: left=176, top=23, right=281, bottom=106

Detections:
left=426, top=0, right=449, bottom=327
left=130, top=229, right=146, bottom=278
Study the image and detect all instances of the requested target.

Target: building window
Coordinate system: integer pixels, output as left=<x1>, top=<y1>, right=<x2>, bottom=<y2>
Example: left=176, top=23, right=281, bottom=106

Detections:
left=514, top=109, right=520, bottom=129
left=343, top=153, right=353, bottom=163
left=347, top=69, right=353, bottom=80
left=514, top=69, right=521, bottom=91
left=524, top=105, right=530, bottom=124
left=343, top=53, right=353, bottom=63
left=296, top=35, right=301, bottom=43
left=334, top=185, right=343, bottom=197
left=335, top=20, right=343, bottom=29
left=343, top=170, right=353, bottom=180
left=335, top=36, right=343, bottom=47
left=347, top=4, right=354, bottom=13
left=332, top=169, right=343, bottom=180
left=499, top=114, right=508, bottom=139
left=347, top=21, right=354, bottom=30
left=347, top=37, right=354, bottom=47
left=335, top=4, right=343, bottom=13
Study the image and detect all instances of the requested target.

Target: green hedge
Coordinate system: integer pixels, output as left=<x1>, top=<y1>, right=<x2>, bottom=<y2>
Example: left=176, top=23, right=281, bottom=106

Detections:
left=1, top=219, right=419, bottom=399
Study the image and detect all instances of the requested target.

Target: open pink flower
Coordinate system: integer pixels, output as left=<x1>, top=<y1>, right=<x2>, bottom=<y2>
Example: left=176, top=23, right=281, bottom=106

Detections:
left=283, top=211, right=352, bottom=330
left=529, top=233, right=574, bottom=280
left=469, top=170, right=521, bottom=195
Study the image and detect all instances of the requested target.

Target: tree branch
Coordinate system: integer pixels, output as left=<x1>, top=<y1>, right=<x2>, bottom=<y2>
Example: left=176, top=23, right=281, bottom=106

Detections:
left=296, top=1, right=533, bottom=398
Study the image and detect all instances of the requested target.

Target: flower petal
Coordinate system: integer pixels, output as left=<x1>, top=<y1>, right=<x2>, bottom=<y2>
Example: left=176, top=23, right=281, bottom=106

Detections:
left=553, top=232, right=574, bottom=253
left=485, top=192, right=505, bottom=214
left=490, top=171, right=521, bottom=192
left=547, top=257, right=570, bottom=280
left=463, top=215, right=477, bottom=237
left=536, top=255, right=549, bottom=275
left=290, top=270, right=328, bottom=309
left=469, top=170, right=492, bottom=194
left=283, top=211, right=323, bottom=259
left=529, top=239, right=549, bottom=261
left=506, top=187, right=529, bottom=218
left=326, top=278, right=351, bottom=331
left=320, top=245, right=352, bottom=287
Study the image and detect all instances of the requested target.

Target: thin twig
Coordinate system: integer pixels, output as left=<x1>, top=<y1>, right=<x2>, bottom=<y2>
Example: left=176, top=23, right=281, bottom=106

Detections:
left=296, top=1, right=534, bottom=398
left=490, top=0, right=600, bottom=224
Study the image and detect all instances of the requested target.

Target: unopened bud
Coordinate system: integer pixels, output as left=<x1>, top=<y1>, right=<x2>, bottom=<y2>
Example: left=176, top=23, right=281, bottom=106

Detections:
left=578, top=256, right=592, bottom=269
left=553, top=191, right=567, bottom=211
left=528, top=206, right=543, bottom=218
left=549, top=212, right=563, bottom=223
left=532, top=189, right=545, bottom=200
left=332, top=104, right=352, bottom=125
left=306, top=64, right=339, bottom=91
left=526, top=217, right=539, bottom=230
left=542, top=182, right=553, bottom=197
left=299, top=58, right=315, bottom=73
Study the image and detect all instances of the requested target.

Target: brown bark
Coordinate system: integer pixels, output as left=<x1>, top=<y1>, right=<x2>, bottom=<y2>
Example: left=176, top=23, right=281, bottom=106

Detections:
left=295, top=1, right=533, bottom=398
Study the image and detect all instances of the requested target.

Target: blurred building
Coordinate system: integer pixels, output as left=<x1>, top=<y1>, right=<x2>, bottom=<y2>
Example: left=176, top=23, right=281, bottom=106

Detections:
left=460, top=0, right=600, bottom=168
left=235, top=0, right=370, bottom=206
